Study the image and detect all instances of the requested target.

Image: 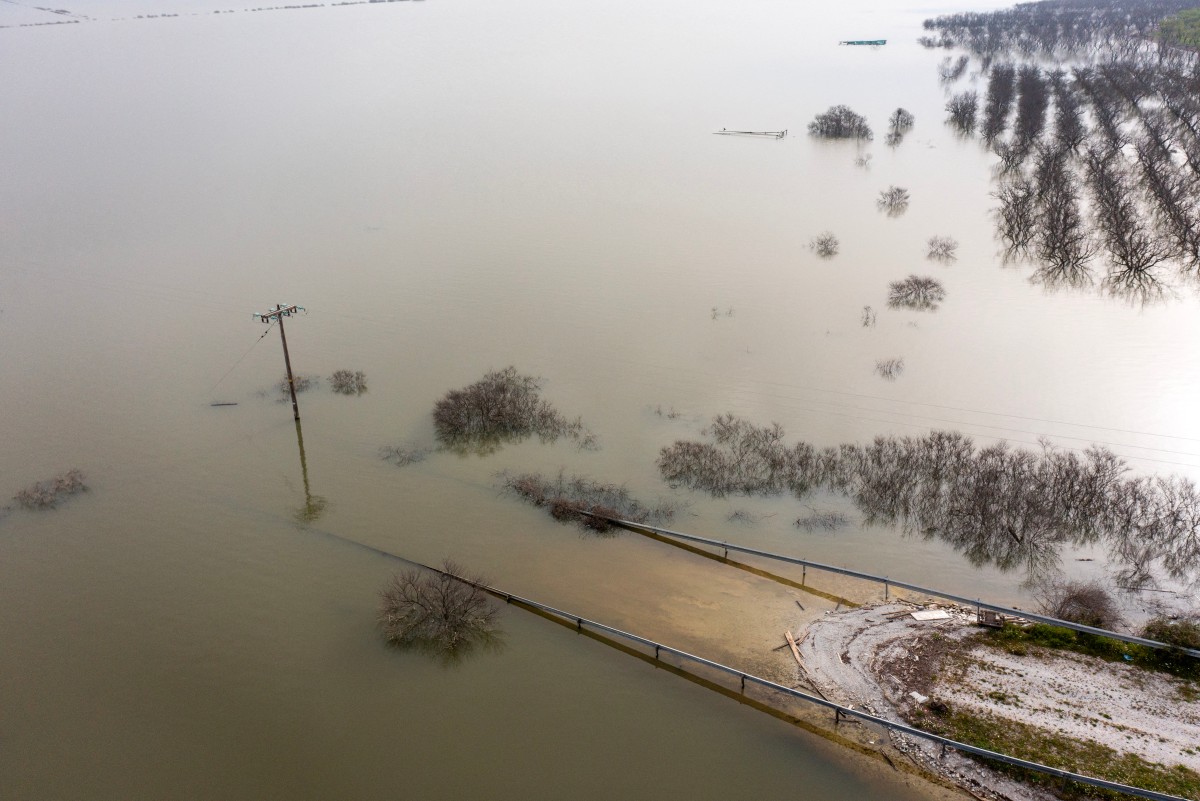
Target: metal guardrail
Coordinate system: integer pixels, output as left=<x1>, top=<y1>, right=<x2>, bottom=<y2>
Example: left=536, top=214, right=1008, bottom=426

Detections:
left=302, top=523, right=1189, bottom=801
left=584, top=513, right=1200, bottom=660
left=478, top=581, right=1189, bottom=801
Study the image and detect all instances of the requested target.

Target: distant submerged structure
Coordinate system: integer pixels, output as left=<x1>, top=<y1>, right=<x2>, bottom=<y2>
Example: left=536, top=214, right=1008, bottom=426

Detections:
left=839, top=39, right=887, bottom=45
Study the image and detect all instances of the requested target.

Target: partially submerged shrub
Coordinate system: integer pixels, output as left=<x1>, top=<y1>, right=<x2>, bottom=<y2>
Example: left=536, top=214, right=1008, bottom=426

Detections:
left=888, top=275, right=946, bottom=310
left=329, top=369, right=367, bottom=395
left=810, top=231, right=839, bottom=258
left=502, top=471, right=675, bottom=533
left=1034, top=578, right=1123, bottom=630
left=432, top=367, right=592, bottom=452
left=795, top=509, right=849, bottom=531
left=15, top=469, right=87, bottom=510
left=877, top=185, right=910, bottom=216
left=379, top=560, right=501, bottom=661
left=875, top=357, right=905, bottom=380
left=278, top=374, right=317, bottom=396
left=380, top=445, right=431, bottom=467
left=861, top=306, right=877, bottom=327
left=927, top=236, right=959, bottom=261
left=808, top=105, right=873, bottom=140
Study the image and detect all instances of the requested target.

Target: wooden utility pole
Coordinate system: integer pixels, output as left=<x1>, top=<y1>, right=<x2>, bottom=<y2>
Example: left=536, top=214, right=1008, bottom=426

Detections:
left=254, top=303, right=305, bottom=420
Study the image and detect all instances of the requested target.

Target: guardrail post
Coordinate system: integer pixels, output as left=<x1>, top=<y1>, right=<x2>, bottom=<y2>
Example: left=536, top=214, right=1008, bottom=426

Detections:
left=655, top=645, right=660, bottom=660
left=576, top=618, right=582, bottom=632
left=885, top=580, right=889, bottom=601
left=802, top=564, right=806, bottom=585
left=835, top=708, right=843, bottom=724
left=740, top=675, right=746, bottom=693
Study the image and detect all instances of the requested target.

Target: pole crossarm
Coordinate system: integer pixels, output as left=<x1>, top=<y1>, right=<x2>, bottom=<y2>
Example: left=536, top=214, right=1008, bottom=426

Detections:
left=251, top=302, right=305, bottom=420
left=254, top=304, right=305, bottom=323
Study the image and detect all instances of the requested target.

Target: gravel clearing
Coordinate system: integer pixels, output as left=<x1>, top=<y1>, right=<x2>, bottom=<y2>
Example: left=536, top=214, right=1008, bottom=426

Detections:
left=796, top=603, right=1200, bottom=801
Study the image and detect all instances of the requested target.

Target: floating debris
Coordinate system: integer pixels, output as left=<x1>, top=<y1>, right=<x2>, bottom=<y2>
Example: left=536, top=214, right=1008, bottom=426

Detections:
left=714, top=128, right=787, bottom=139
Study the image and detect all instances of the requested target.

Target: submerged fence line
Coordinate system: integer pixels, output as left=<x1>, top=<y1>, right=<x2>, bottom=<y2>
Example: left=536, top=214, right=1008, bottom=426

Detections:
left=464, top=572, right=1188, bottom=801
left=581, top=512, right=1200, bottom=660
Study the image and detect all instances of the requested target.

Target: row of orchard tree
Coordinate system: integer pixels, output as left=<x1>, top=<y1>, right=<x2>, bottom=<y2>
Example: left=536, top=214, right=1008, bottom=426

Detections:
left=929, top=0, right=1200, bottom=300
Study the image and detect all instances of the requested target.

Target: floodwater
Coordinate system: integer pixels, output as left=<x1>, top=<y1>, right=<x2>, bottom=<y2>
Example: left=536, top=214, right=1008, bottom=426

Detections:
left=3, top=0, right=1200, bottom=798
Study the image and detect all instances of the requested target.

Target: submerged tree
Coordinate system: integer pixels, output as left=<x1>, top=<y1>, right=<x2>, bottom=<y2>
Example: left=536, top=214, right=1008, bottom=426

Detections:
left=657, top=417, right=1200, bottom=586
left=810, top=231, right=839, bottom=258
left=946, top=91, right=979, bottom=133
left=808, top=105, right=873, bottom=139
left=886, top=108, right=915, bottom=146
left=927, top=236, right=959, bottom=261
left=877, top=185, right=911, bottom=216
left=432, top=367, right=592, bottom=453
left=982, top=63, right=1017, bottom=143
left=378, top=560, right=502, bottom=662
left=887, top=275, right=946, bottom=310
left=14, top=469, right=87, bottom=510
left=502, top=470, right=675, bottom=533
left=994, top=173, right=1038, bottom=259
left=329, top=369, right=367, bottom=396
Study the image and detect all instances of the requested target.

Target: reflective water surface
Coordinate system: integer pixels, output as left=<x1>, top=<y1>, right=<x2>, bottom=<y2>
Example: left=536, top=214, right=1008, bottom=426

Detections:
left=3, top=0, right=1200, bottom=797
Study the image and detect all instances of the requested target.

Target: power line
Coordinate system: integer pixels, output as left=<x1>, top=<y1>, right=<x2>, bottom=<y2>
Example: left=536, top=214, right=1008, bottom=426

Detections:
left=207, top=320, right=276, bottom=397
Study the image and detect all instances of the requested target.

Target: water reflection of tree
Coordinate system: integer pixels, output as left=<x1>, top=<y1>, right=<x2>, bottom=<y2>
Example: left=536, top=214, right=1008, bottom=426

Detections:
left=659, top=418, right=1200, bottom=588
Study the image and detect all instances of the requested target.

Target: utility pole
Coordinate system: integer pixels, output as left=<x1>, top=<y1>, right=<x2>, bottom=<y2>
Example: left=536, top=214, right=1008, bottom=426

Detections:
left=253, top=303, right=305, bottom=420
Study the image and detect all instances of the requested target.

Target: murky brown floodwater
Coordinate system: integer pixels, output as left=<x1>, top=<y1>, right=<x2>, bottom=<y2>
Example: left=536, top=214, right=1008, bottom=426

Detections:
left=3, top=0, right=1200, bottom=798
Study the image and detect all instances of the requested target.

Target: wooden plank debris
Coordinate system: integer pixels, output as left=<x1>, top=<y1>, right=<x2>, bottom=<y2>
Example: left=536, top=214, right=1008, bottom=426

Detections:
left=910, top=609, right=951, bottom=621
left=785, top=630, right=804, bottom=665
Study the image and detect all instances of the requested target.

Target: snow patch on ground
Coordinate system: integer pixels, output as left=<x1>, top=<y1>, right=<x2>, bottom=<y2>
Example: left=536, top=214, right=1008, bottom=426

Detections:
left=796, top=603, right=1200, bottom=801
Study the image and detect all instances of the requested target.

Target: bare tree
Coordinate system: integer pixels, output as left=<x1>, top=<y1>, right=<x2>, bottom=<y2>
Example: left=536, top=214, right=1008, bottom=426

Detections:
left=994, top=174, right=1038, bottom=259
left=1013, top=64, right=1050, bottom=151
left=938, top=54, right=970, bottom=82
left=432, top=367, right=592, bottom=452
left=1049, top=70, right=1087, bottom=151
left=329, top=369, right=367, bottom=395
left=877, top=185, right=911, bottom=216
left=810, top=231, right=839, bottom=258
left=1034, top=578, right=1122, bottom=629
left=886, top=108, right=915, bottom=146
left=502, top=470, right=674, bottom=532
left=378, top=560, right=502, bottom=660
left=1083, top=144, right=1173, bottom=291
left=982, top=63, right=1017, bottom=143
left=875, top=357, right=905, bottom=380
left=946, top=91, right=979, bottom=133
left=888, top=275, right=946, bottom=310
left=927, top=236, right=959, bottom=261
left=808, top=105, right=873, bottom=139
